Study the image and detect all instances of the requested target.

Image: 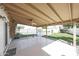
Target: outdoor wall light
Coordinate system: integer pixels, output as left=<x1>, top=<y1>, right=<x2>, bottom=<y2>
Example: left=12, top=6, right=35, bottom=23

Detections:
left=2, top=16, right=7, bottom=22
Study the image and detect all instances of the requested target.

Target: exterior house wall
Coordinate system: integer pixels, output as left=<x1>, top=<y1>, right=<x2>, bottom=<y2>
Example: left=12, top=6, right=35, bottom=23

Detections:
left=16, top=24, right=36, bottom=35
left=37, top=25, right=62, bottom=36
left=0, top=18, right=6, bottom=55
left=19, top=28, right=36, bottom=35
left=0, top=6, right=11, bottom=55
left=47, top=25, right=61, bottom=35
left=16, top=24, right=62, bottom=36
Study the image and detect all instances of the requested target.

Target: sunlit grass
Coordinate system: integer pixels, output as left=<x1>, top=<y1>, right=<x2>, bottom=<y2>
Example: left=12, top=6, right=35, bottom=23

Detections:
left=47, top=33, right=79, bottom=45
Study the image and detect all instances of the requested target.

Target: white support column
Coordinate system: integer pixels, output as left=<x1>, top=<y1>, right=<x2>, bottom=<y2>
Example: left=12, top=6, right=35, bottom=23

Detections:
left=36, top=27, right=37, bottom=36
left=46, top=26, right=47, bottom=36
left=73, top=22, right=76, bottom=47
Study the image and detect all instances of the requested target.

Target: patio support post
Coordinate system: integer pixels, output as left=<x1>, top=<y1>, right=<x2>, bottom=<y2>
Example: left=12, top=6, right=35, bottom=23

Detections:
left=46, top=26, right=47, bottom=36
left=36, top=27, right=37, bottom=36
left=73, top=22, right=77, bottom=47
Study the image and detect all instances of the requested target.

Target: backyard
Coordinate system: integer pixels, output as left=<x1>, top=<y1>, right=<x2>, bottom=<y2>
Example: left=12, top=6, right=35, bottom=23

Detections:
left=47, top=33, right=79, bottom=45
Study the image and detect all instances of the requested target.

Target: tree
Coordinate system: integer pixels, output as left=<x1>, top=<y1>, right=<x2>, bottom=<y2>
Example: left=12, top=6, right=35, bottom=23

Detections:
left=63, top=24, right=73, bottom=29
left=63, top=24, right=79, bottom=29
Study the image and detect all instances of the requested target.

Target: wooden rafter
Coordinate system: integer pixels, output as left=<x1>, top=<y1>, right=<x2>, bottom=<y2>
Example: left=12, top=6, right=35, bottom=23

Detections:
left=10, top=13, right=44, bottom=26
left=8, top=11, right=32, bottom=21
left=4, top=5, right=47, bottom=24
left=9, top=14, right=33, bottom=26
left=8, top=4, right=50, bottom=23
left=69, top=3, right=73, bottom=23
left=2, top=3, right=79, bottom=27
left=28, top=4, right=57, bottom=23
left=46, top=3, right=64, bottom=22
left=7, top=10, right=32, bottom=20
left=38, top=17, right=79, bottom=27
left=8, top=11, right=44, bottom=25
left=8, top=13, right=32, bottom=23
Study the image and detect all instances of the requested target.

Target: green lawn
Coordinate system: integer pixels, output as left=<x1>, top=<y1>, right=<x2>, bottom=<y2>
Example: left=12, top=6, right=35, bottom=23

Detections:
left=47, top=33, right=79, bottom=45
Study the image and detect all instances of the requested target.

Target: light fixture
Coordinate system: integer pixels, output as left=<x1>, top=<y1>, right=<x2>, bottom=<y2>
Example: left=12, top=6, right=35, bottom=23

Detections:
left=32, top=22, right=37, bottom=25
left=2, top=16, right=7, bottom=22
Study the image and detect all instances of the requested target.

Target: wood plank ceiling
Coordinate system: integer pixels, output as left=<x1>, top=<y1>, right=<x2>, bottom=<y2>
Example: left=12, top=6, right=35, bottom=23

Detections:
left=3, top=3, right=79, bottom=27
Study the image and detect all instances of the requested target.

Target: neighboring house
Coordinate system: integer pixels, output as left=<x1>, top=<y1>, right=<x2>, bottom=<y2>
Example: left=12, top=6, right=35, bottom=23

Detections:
left=37, top=25, right=63, bottom=36
left=47, top=25, right=63, bottom=35
left=68, top=28, right=79, bottom=35
left=16, top=24, right=63, bottom=36
left=16, top=24, right=36, bottom=35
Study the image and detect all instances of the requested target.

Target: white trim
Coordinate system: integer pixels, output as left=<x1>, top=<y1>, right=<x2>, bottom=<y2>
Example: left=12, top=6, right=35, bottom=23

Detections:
left=3, top=38, right=12, bottom=55
left=73, top=22, right=76, bottom=47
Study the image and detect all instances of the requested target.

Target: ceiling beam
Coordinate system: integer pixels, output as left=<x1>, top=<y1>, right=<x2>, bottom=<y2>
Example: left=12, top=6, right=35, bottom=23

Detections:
left=6, top=12, right=18, bottom=28
left=7, top=10, right=45, bottom=25
left=3, top=5, right=31, bottom=26
left=46, top=3, right=64, bottom=22
left=69, top=3, right=73, bottom=23
left=9, top=14, right=34, bottom=26
left=37, top=18, right=79, bottom=27
left=4, top=5, right=47, bottom=24
left=4, top=4, right=32, bottom=19
left=7, top=10, right=32, bottom=20
left=9, top=11, right=43, bottom=25
left=8, top=4, right=50, bottom=23
left=9, top=14, right=32, bottom=23
left=28, top=4, right=57, bottom=23
left=8, top=11, right=32, bottom=21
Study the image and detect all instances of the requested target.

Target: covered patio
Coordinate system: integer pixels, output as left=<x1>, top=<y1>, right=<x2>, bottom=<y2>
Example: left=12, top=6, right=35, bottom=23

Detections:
left=0, top=3, right=79, bottom=56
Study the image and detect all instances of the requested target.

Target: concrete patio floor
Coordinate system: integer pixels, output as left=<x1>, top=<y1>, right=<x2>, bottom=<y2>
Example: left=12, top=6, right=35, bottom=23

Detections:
left=9, top=36, right=54, bottom=56
left=8, top=36, right=79, bottom=56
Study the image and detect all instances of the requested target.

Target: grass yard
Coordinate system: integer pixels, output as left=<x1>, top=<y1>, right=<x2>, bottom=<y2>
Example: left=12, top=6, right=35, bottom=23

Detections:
left=47, top=33, right=79, bottom=45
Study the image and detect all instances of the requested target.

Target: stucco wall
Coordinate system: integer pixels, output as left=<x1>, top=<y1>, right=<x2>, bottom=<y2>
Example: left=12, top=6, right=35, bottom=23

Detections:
left=0, top=19, right=5, bottom=55
left=36, top=25, right=62, bottom=36
left=0, top=7, right=11, bottom=55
